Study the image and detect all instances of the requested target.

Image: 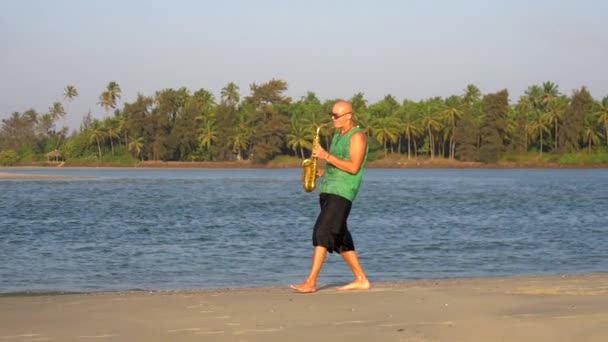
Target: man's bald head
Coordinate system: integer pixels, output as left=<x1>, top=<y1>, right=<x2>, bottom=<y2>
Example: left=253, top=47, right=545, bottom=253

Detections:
left=332, top=101, right=353, bottom=115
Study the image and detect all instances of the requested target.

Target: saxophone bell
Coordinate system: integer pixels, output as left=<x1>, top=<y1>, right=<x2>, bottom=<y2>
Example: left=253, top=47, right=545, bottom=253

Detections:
left=302, top=126, right=323, bottom=192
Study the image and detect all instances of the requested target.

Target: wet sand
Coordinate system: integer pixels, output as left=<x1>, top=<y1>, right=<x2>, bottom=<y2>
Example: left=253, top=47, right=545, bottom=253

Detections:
left=1, top=273, right=607, bottom=341
left=0, top=172, right=94, bottom=180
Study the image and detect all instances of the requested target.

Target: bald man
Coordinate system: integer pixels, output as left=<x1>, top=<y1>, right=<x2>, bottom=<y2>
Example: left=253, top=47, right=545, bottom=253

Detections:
left=290, top=100, right=371, bottom=293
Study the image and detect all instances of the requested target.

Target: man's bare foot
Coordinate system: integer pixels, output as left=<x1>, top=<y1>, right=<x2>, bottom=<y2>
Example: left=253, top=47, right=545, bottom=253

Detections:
left=289, top=281, right=316, bottom=293
left=337, top=278, right=371, bottom=291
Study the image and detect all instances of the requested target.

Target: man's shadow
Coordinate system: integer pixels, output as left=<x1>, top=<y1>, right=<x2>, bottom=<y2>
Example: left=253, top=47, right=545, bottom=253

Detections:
left=316, top=282, right=345, bottom=292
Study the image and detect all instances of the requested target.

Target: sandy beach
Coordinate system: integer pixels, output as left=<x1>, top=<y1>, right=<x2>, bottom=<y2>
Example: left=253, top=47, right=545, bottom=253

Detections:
left=1, top=273, right=607, bottom=341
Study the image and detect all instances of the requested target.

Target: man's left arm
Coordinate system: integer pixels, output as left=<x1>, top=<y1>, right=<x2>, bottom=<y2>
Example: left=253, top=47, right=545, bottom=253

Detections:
left=324, top=132, right=366, bottom=175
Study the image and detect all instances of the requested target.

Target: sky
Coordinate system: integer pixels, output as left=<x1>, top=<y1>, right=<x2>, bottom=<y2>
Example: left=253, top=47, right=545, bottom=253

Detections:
left=1, top=0, right=607, bottom=130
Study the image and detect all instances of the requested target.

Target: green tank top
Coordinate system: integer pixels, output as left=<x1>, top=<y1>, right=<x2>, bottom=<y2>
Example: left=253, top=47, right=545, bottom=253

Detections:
left=320, top=126, right=368, bottom=202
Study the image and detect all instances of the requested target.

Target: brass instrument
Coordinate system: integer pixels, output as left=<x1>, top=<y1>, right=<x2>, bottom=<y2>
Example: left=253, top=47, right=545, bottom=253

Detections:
left=302, top=126, right=322, bottom=192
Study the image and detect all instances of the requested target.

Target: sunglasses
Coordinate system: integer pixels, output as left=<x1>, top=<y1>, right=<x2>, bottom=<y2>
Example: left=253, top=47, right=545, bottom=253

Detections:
left=329, top=111, right=351, bottom=119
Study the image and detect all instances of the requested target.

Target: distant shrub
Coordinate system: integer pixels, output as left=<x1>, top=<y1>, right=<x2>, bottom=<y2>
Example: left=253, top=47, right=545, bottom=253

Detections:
left=270, top=155, right=301, bottom=164
left=559, top=148, right=608, bottom=164
left=99, top=153, right=139, bottom=166
left=61, top=134, right=94, bottom=159
left=501, top=153, right=518, bottom=162
left=17, top=146, right=44, bottom=162
left=546, top=153, right=562, bottom=163
left=498, top=152, right=553, bottom=163
left=0, top=150, right=20, bottom=166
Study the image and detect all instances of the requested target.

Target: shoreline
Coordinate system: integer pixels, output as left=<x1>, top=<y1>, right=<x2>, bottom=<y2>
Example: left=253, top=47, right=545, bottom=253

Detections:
left=1, top=273, right=606, bottom=341
left=4, top=159, right=608, bottom=170
left=1, top=272, right=605, bottom=297
left=0, top=172, right=96, bottom=180
left=2, top=163, right=605, bottom=180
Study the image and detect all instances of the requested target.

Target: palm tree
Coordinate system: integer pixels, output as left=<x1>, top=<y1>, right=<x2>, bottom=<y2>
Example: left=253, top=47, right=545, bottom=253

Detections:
left=355, top=110, right=373, bottom=134
left=441, top=96, right=463, bottom=159
left=287, top=117, right=312, bottom=158
left=117, top=114, right=128, bottom=147
left=231, top=121, right=251, bottom=161
left=128, top=136, right=144, bottom=161
left=104, top=117, right=121, bottom=156
left=366, top=95, right=400, bottom=155
left=525, top=85, right=543, bottom=110
left=463, top=84, right=481, bottom=107
left=420, top=101, right=442, bottom=159
left=371, top=116, right=399, bottom=157
left=528, top=111, right=550, bottom=155
left=581, top=122, right=602, bottom=154
left=88, top=121, right=105, bottom=160
left=98, top=81, right=122, bottom=115
left=226, top=103, right=253, bottom=161
left=381, top=94, right=400, bottom=115
left=198, top=119, right=218, bottom=158
left=298, top=92, right=326, bottom=130
left=107, top=81, right=122, bottom=104
left=98, top=92, right=112, bottom=114
left=350, top=92, right=368, bottom=115
left=595, top=97, right=608, bottom=146
left=63, top=85, right=78, bottom=127
left=541, top=81, right=560, bottom=108
left=515, top=96, right=534, bottom=151
left=49, top=102, right=66, bottom=124
left=538, top=81, right=561, bottom=150
left=544, top=96, right=568, bottom=150
left=48, top=102, right=66, bottom=148
left=221, top=82, right=240, bottom=106
left=504, top=109, right=518, bottom=148
left=64, top=85, right=79, bottom=102
left=402, top=115, right=422, bottom=160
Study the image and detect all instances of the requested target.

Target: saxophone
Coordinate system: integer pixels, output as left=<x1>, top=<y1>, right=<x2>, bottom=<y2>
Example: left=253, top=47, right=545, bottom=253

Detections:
left=302, top=126, right=322, bottom=192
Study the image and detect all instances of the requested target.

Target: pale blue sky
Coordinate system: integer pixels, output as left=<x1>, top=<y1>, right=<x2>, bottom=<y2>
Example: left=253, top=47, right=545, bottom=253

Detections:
left=1, top=0, right=607, bottom=129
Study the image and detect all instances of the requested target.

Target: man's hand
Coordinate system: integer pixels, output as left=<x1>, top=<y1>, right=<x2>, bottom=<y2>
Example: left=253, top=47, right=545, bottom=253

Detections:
left=312, top=145, right=329, bottom=160
left=317, top=169, right=324, bottom=177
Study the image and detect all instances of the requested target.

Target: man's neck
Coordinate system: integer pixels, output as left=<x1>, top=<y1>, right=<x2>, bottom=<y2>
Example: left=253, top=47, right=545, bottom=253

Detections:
left=340, top=122, right=355, bottom=135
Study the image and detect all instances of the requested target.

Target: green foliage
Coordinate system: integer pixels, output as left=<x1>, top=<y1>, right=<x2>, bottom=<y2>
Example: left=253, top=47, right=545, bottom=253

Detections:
left=560, top=87, right=593, bottom=153
left=246, top=80, right=291, bottom=163
left=500, top=151, right=555, bottom=163
left=269, top=155, right=301, bottom=164
left=418, top=137, right=430, bottom=155
left=365, top=136, right=383, bottom=162
left=3, top=80, right=608, bottom=167
left=61, top=130, right=97, bottom=160
left=98, top=81, right=122, bottom=113
left=511, top=97, right=529, bottom=153
left=17, top=145, right=44, bottom=162
left=0, top=150, right=19, bottom=166
left=94, top=151, right=138, bottom=166
left=64, top=155, right=99, bottom=164
left=454, top=110, right=478, bottom=161
left=559, top=148, right=608, bottom=164
left=64, top=147, right=138, bottom=166
left=478, top=90, right=509, bottom=163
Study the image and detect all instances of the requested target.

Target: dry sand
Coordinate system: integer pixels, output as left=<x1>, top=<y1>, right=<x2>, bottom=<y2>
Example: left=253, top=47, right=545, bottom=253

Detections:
left=1, top=273, right=607, bottom=341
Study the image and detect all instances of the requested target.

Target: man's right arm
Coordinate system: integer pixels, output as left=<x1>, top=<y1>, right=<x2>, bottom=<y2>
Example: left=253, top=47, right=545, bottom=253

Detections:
left=325, top=132, right=366, bottom=175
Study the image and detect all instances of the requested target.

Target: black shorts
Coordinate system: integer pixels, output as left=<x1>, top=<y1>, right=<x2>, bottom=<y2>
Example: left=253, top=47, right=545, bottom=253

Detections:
left=312, top=193, right=355, bottom=254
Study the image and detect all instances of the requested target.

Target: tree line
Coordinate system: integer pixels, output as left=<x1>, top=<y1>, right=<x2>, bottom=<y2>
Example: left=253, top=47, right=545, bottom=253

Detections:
left=1, top=79, right=608, bottom=165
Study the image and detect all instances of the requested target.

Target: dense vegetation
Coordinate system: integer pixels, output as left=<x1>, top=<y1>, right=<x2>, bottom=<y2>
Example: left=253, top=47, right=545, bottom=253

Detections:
left=1, top=80, right=608, bottom=166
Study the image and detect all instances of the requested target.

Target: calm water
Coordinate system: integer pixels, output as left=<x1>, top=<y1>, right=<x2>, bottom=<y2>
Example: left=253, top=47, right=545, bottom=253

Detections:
left=1, top=168, right=606, bottom=293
